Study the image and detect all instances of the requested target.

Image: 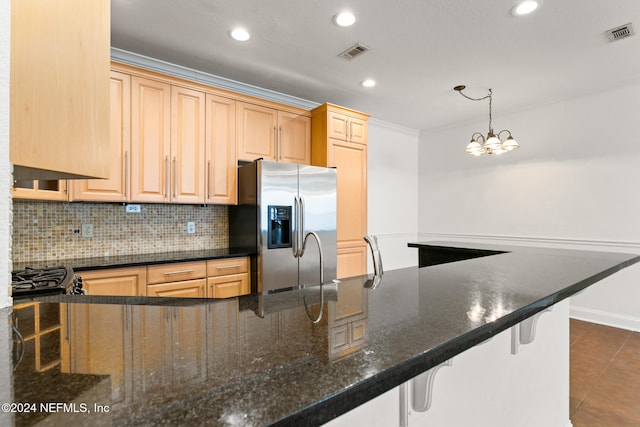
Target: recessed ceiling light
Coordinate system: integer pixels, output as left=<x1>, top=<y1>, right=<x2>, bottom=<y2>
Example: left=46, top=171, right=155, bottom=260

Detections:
left=511, top=0, right=541, bottom=16
left=334, top=11, right=356, bottom=27
left=230, top=27, right=250, bottom=42
left=361, top=79, right=376, bottom=88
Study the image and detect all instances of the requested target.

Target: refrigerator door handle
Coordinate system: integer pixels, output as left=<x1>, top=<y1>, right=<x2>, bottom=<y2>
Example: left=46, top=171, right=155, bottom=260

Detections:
left=293, top=196, right=300, bottom=257
left=299, top=195, right=305, bottom=244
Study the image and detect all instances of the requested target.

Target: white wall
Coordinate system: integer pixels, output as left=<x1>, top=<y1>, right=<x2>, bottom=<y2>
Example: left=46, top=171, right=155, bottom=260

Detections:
left=0, top=0, right=11, bottom=309
left=418, top=81, right=640, bottom=331
left=367, top=119, right=420, bottom=272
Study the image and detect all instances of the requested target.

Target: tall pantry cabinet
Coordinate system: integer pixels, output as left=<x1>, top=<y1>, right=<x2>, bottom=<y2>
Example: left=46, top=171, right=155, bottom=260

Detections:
left=311, top=103, right=369, bottom=279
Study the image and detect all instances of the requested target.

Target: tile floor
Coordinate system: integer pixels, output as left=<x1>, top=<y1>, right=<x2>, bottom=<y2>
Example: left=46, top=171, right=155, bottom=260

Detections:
left=570, top=319, right=640, bottom=426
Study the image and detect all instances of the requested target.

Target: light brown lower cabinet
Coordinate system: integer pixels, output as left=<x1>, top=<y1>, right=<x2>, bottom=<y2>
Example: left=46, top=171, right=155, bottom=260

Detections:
left=206, top=257, right=250, bottom=298
left=79, top=267, right=147, bottom=296
left=146, top=278, right=206, bottom=298
left=75, top=257, right=250, bottom=298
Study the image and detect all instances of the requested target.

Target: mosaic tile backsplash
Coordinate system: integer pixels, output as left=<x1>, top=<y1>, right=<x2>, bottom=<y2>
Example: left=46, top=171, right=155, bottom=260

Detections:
left=12, top=200, right=228, bottom=263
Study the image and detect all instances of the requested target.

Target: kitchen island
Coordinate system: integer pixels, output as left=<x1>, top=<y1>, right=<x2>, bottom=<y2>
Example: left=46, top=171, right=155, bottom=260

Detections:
left=6, top=243, right=639, bottom=426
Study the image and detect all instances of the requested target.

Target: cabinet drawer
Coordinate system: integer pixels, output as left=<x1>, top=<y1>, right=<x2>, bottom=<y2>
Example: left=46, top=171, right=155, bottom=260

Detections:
left=206, top=257, right=249, bottom=277
left=147, top=278, right=206, bottom=298
left=207, top=274, right=250, bottom=298
left=147, top=261, right=207, bottom=285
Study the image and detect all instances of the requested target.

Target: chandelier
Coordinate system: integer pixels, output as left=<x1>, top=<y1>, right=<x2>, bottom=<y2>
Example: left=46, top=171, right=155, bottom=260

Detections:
left=454, top=85, right=519, bottom=156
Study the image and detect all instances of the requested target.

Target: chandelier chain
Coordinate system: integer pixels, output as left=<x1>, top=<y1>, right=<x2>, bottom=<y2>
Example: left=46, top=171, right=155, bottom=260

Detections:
left=456, top=88, right=493, bottom=133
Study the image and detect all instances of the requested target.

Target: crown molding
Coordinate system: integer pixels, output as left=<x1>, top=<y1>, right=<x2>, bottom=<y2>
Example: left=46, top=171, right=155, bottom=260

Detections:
left=111, top=48, right=319, bottom=111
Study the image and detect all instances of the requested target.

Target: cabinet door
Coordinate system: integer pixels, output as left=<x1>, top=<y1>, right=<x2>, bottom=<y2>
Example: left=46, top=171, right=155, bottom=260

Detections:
left=348, top=117, right=368, bottom=145
left=79, top=267, right=147, bottom=296
left=207, top=273, right=250, bottom=298
left=278, top=112, right=311, bottom=165
left=171, top=86, right=206, bottom=204
left=237, top=102, right=277, bottom=161
left=131, top=76, right=171, bottom=203
left=10, top=0, right=110, bottom=180
left=327, top=111, right=351, bottom=141
left=205, top=94, right=237, bottom=205
left=147, top=279, right=207, bottom=298
left=327, top=111, right=367, bottom=144
left=329, top=139, right=368, bottom=246
left=71, top=70, right=131, bottom=202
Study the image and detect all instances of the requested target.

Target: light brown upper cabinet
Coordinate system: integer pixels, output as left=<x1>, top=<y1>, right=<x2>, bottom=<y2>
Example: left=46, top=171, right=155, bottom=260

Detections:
left=205, top=94, right=238, bottom=205
left=170, top=86, right=206, bottom=204
left=327, top=110, right=368, bottom=145
left=130, top=78, right=205, bottom=204
left=237, top=102, right=311, bottom=165
left=311, top=103, right=369, bottom=278
left=10, top=0, right=110, bottom=180
left=71, top=71, right=131, bottom=202
left=129, top=76, right=172, bottom=203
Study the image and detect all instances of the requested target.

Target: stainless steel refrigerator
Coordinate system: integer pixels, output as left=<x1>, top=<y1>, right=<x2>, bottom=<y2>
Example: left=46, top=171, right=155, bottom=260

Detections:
left=229, top=160, right=337, bottom=294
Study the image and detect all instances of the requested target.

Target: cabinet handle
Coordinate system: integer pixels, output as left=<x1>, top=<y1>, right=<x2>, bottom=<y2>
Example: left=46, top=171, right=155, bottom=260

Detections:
left=124, top=150, right=129, bottom=198
left=164, top=156, right=169, bottom=198
left=216, top=265, right=242, bottom=270
left=273, top=126, right=278, bottom=160
left=279, top=126, right=283, bottom=160
left=173, top=156, right=177, bottom=199
left=207, top=161, right=211, bottom=200
left=163, top=269, right=195, bottom=275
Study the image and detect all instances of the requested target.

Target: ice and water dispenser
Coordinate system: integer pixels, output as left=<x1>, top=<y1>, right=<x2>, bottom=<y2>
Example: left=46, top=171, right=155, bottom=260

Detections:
left=267, top=205, right=292, bottom=249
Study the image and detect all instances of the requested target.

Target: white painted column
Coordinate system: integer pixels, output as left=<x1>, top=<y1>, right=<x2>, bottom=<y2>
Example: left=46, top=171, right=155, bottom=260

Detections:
left=0, top=0, right=12, bottom=309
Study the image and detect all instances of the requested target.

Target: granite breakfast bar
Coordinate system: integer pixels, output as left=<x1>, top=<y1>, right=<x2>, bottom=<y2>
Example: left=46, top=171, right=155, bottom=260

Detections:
left=7, top=243, right=640, bottom=426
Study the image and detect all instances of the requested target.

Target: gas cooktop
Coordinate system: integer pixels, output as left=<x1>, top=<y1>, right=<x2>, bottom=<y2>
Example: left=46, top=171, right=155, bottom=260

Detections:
left=11, top=267, right=74, bottom=299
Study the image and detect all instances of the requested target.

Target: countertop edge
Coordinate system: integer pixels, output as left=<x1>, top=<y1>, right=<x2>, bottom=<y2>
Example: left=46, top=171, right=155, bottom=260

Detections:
left=274, top=253, right=640, bottom=426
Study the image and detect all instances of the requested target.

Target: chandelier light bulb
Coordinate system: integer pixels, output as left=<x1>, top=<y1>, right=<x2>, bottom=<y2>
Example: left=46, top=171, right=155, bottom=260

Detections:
left=484, top=133, right=502, bottom=150
left=502, top=136, right=520, bottom=151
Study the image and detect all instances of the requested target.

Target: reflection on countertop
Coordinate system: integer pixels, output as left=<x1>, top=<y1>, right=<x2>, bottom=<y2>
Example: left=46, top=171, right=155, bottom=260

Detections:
left=6, top=243, right=640, bottom=426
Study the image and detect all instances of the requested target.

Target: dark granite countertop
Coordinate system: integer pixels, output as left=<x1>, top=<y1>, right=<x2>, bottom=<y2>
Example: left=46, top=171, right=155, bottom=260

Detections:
left=12, top=248, right=254, bottom=272
left=8, top=242, right=640, bottom=426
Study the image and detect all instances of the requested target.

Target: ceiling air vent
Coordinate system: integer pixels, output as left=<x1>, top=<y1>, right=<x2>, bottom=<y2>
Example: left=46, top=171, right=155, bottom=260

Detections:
left=606, top=23, right=634, bottom=42
left=338, top=43, right=370, bottom=60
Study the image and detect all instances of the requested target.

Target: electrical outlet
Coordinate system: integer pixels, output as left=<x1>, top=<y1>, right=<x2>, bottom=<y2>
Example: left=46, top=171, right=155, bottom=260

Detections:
left=81, top=224, right=94, bottom=238
left=187, top=222, right=196, bottom=234
left=125, top=204, right=141, bottom=213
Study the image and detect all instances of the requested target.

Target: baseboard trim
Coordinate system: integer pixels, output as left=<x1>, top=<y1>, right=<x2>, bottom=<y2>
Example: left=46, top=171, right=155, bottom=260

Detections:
left=570, top=306, right=640, bottom=332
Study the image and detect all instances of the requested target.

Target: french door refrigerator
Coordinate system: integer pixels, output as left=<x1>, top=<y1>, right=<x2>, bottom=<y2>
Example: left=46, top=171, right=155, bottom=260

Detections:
left=230, top=160, right=337, bottom=294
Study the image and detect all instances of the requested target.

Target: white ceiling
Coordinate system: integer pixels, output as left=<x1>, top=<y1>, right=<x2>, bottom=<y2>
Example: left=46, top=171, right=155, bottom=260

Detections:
left=111, top=0, right=640, bottom=131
